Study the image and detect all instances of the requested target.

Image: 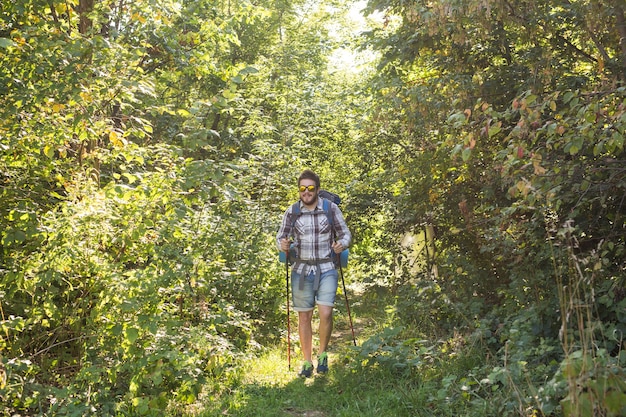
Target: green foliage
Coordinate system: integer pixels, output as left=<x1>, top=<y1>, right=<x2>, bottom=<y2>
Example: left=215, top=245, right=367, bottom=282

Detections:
left=556, top=349, right=626, bottom=417
left=1, top=0, right=367, bottom=413
left=356, top=1, right=626, bottom=416
left=3, top=0, right=626, bottom=414
left=355, top=326, right=429, bottom=376
left=0, top=144, right=274, bottom=413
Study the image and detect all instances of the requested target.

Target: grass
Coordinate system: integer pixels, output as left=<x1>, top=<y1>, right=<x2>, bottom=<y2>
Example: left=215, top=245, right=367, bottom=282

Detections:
left=196, top=349, right=429, bottom=417
left=175, top=285, right=420, bottom=417
left=175, top=286, right=505, bottom=417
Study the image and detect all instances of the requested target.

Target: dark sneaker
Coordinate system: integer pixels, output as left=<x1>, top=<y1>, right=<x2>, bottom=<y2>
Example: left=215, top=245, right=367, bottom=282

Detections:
left=317, top=352, right=328, bottom=374
left=298, top=361, right=313, bottom=378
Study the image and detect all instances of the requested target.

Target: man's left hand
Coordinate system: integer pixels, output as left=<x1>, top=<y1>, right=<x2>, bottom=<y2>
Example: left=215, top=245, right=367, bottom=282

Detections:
left=332, top=241, right=344, bottom=254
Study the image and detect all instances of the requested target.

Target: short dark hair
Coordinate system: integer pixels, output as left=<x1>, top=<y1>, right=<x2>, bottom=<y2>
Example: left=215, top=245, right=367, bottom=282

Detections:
left=298, top=169, right=320, bottom=188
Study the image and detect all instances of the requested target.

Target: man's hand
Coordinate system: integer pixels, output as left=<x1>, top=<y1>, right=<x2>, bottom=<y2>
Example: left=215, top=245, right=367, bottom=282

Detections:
left=332, top=241, right=344, bottom=254
left=280, top=238, right=291, bottom=252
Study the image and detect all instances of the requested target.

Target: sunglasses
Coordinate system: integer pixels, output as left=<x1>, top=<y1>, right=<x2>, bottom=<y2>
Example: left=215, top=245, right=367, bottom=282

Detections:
left=299, top=185, right=316, bottom=192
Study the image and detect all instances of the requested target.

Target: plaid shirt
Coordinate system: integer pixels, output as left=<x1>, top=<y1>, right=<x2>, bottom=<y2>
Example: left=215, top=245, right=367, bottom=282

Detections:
left=276, top=198, right=352, bottom=275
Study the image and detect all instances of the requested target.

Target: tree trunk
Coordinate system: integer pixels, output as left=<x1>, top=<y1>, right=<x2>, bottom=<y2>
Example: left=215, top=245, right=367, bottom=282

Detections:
left=615, top=6, right=626, bottom=82
left=425, top=224, right=438, bottom=278
left=78, top=0, right=94, bottom=35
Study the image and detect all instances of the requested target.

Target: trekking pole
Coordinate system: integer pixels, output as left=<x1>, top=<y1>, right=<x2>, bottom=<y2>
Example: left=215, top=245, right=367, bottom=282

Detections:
left=285, top=257, right=291, bottom=370
left=339, top=264, right=357, bottom=346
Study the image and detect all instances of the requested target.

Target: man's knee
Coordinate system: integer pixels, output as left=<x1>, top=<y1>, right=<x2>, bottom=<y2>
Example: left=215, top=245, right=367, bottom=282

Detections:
left=299, top=310, right=314, bottom=322
left=318, top=306, right=333, bottom=321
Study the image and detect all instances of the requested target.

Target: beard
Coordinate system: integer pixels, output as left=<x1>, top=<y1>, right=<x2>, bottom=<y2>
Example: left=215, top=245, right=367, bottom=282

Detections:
left=300, top=191, right=318, bottom=206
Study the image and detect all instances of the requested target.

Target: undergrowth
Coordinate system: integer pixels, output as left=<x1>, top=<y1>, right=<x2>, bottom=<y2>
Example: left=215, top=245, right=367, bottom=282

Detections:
left=171, top=285, right=522, bottom=417
left=173, top=246, right=625, bottom=417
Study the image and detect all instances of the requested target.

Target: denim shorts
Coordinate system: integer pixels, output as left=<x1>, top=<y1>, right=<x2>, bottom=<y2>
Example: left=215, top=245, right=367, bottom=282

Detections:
left=291, top=269, right=339, bottom=311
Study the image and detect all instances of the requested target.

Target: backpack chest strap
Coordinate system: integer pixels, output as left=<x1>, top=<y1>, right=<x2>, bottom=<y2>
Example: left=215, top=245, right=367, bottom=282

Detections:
left=293, top=258, right=332, bottom=291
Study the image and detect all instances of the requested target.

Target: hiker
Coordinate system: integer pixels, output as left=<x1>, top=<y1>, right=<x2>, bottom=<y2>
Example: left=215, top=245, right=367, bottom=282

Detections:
left=276, top=169, right=352, bottom=377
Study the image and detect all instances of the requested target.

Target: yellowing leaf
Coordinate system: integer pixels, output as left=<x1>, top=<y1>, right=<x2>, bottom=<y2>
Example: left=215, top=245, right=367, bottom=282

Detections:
left=79, top=91, right=92, bottom=103
left=131, top=13, right=147, bottom=23
left=109, top=131, right=125, bottom=148
left=129, top=380, right=140, bottom=395
left=43, top=145, right=55, bottom=159
left=532, top=154, right=546, bottom=175
left=468, top=134, right=476, bottom=149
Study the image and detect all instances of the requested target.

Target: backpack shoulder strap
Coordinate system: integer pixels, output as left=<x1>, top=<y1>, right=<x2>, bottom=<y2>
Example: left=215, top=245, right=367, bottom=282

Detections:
left=322, top=198, right=335, bottom=232
left=289, top=202, right=301, bottom=229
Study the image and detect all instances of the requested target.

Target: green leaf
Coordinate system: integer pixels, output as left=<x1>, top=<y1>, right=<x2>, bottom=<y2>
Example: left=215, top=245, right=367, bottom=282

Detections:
left=239, top=66, right=259, bottom=75
left=488, top=124, right=501, bottom=138
left=112, top=324, right=123, bottom=336
left=130, top=379, right=140, bottom=395
left=446, top=112, right=467, bottom=127
left=125, top=327, right=139, bottom=343
left=580, top=179, right=590, bottom=191
left=122, top=173, right=138, bottom=184
left=612, top=131, right=624, bottom=150
left=563, top=91, right=575, bottom=104
left=0, top=38, right=15, bottom=48
left=2, top=229, right=26, bottom=244
left=605, top=390, right=626, bottom=415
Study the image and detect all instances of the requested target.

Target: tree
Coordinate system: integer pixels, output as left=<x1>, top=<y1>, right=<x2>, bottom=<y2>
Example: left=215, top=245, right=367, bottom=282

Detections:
left=1, top=0, right=374, bottom=413
left=360, top=0, right=626, bottom=413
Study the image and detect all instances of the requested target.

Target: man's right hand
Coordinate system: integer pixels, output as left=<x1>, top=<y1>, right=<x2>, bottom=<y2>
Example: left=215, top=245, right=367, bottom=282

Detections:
left=280, top=238, right=291, bottom=252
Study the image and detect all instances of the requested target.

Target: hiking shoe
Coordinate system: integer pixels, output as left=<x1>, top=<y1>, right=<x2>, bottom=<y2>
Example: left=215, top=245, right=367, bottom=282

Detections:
left=298, top=361, right=313, bottom=378
left=317, top=352, right=329, bottom=374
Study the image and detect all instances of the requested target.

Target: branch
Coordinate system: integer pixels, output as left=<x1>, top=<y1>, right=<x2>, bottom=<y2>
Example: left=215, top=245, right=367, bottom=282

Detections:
left=549, top=28, right=597, bottom=64
left=31, top=335, right=94, bottom=358
left=501, top=0, right=597, bottom=64
left=48, top=1, right=60, bottom=25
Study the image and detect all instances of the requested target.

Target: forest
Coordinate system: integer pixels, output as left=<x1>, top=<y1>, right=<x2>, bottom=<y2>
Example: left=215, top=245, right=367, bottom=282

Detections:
left=1, top=0, right=625, bottom=415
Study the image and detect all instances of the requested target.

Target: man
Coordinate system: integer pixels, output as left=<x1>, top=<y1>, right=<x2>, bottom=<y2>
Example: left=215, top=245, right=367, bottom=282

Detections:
left=276, top=169, right=352, bottom=377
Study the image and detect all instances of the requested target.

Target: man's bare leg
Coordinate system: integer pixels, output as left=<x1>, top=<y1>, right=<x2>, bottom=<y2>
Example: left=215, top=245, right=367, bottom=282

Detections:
left=298, top=310, right=314, bottom=363
left=317, top=305, right=333, bottom=354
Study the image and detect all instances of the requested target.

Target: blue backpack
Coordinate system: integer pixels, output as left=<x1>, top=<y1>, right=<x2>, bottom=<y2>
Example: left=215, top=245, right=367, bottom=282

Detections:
left=279, top=190, right=349, bottom=267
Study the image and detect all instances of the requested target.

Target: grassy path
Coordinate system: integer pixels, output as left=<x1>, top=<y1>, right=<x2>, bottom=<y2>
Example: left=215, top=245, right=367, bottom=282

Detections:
left=191, top=289, right=430, bottom=417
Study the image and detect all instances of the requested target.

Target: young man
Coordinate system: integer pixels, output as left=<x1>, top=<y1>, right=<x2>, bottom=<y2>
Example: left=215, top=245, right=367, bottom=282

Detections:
left=276, top=169, right=352, bottom=377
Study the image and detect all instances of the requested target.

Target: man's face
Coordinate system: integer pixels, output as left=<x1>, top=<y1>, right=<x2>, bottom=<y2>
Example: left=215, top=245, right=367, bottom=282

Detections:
left=298, top=180, right=318, bottom=206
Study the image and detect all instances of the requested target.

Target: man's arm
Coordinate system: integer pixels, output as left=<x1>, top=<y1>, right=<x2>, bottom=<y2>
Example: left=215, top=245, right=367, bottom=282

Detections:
left=276, top=207, right=293, bottom=250
left=332, top=204, right=351, bottom=248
